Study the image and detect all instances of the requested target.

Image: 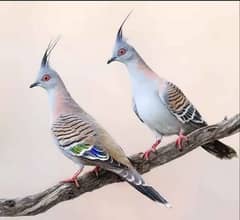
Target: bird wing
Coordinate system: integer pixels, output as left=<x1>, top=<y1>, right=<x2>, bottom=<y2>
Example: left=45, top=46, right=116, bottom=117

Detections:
left=132, top=98, right=144, bottom=123
left=51, top=114, right=129, bottom=168
left=158, top=81, right=206, bottom=127
left=52, top=115, right=170, bottom=205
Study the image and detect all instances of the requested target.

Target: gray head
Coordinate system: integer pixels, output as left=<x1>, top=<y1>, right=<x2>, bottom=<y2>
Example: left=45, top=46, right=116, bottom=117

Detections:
left=107, top=11, right=137, bottom=65
left=30, top=38, right=62, bottom=91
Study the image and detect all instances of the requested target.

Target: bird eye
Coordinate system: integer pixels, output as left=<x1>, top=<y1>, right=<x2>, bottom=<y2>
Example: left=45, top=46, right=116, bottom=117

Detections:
left=42, top=74, right=51, bottom=82
left=118, top=48, right=127, bottom=56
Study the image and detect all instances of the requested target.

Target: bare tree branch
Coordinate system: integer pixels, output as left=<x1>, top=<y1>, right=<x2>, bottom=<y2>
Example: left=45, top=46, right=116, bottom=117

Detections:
left=0, top=114, right=239, bottom=217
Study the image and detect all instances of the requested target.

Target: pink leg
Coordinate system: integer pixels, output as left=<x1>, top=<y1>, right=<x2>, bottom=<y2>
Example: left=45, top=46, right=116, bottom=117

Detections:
left=90, top=166, right=101, bottom=177
left=143, top=139, right=161, bottom=160
left=61, top=167, right=83, bottom=188
left=175, top=130, right=188, bottom=151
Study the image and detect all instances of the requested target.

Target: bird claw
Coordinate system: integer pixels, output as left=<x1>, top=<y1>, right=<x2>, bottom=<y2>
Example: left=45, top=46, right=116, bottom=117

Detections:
left=91, top=166, right=101, bottom=177
left=143, top=148, right=156, bottom=160
left=175, top=133, right=188, bottom=151
left=142, top=139, right=161, bottom=160
left=143, top=139, right=161, bottom=160
left=60, top=168, right=83, bottom=188
left=61, top=177, right=80, bottom=188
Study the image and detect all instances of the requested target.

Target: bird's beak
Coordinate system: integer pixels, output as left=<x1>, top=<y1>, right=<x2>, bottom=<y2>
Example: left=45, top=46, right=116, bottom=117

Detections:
left=107, top=57, right=117, bottom=64
left=29, top=82, right=40, bottom=88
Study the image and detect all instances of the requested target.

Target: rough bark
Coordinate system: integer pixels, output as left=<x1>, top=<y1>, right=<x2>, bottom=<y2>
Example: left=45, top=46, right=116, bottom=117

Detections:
left=0, top=114, right=239, bottom=217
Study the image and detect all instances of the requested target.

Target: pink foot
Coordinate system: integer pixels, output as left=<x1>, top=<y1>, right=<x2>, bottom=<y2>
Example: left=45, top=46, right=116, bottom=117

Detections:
left=60, top=168, right=83, bottom=188
left=176, top=132, right=188, bottom=151
left=61, top=176, right=80, bottom=188
left=91, top=166, right=101, bottom=177
left=143, top=139, right=161, bottom=160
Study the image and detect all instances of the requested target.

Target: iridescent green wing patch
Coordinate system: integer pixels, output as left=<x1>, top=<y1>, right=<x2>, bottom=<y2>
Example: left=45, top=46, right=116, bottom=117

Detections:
left=68, top=144, right=109, bottom=161
left=70, top=144, right=90, bottom=155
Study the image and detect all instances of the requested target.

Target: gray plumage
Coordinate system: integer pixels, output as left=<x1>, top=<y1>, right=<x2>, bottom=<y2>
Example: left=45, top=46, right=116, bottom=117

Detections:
left=29, top=40, right=171, bottom=207
left=107, top=12, right=237, bottom=160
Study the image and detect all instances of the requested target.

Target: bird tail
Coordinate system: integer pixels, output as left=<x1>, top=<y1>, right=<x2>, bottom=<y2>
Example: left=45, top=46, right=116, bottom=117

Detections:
left=113, top=168, right=171, bottom=208
left=202, top=140, right=237, bottom=159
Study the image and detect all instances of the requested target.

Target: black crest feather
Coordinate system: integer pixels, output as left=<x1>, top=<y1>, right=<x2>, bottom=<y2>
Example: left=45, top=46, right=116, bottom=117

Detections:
left=116, top=10, right=133, bottom=42
left=41, top=36, right=61, bottom=67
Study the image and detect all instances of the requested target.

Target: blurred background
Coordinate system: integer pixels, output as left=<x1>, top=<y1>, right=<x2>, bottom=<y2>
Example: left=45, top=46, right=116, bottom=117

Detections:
left=0, top=2, right=239, bottom=220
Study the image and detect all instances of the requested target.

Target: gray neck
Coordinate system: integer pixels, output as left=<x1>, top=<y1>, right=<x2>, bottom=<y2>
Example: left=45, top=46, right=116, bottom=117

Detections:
left=123, top=50, right=157, bottom=94
left=47, top=81, right=81, bottom=123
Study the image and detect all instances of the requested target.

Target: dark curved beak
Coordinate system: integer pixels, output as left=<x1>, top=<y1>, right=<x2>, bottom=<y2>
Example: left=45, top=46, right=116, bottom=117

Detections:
left=107, top=57, right=117, bottom=64
left=29, top=82, right=40, bottom=88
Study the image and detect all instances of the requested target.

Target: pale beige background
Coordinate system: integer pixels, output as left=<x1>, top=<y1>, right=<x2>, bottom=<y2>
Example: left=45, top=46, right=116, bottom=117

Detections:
left=0, top=2, right=239, bottom=220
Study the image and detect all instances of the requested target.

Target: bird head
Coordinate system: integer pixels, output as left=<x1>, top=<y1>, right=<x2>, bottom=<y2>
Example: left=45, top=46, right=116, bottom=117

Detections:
left=107, top=11, right=136, bottom=65
left=30, top=37, right=61, bottom=91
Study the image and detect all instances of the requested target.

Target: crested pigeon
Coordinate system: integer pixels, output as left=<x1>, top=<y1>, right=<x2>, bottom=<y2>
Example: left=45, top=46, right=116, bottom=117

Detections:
left=107, top=12, right=237, bottom=160
left=29, top=39, right=171, bottom=207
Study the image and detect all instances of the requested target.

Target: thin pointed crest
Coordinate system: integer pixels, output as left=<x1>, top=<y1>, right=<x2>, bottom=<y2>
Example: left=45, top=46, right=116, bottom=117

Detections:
left=41, top=36, right=61, bottom=67
left=116, top=10, right=133, bottom=42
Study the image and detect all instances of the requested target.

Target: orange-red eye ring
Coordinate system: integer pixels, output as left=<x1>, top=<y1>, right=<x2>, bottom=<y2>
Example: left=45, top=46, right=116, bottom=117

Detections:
left=118, top=48, right=127, bottom=56
left=42, top=74, right=51, bottom=82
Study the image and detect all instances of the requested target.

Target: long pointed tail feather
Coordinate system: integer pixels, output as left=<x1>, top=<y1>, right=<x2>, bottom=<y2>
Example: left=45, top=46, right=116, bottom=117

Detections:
left=202, top=140, right=237, bottom=159
left=128, top=182, right=172, bottom=208
left=115, top=168, right=171, bottom=207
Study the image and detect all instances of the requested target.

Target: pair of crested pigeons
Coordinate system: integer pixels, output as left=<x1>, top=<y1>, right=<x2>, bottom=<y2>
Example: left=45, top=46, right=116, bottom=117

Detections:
left=29, top=12, right=237, bottom=207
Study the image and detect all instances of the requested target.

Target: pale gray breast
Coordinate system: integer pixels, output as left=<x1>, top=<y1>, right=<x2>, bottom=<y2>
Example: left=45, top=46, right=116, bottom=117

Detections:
left=134, top=89, right=182, bottom=136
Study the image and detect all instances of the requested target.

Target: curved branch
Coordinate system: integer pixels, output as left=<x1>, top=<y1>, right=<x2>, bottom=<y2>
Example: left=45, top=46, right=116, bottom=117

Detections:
left=0, top=114, right=239, bottom=217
